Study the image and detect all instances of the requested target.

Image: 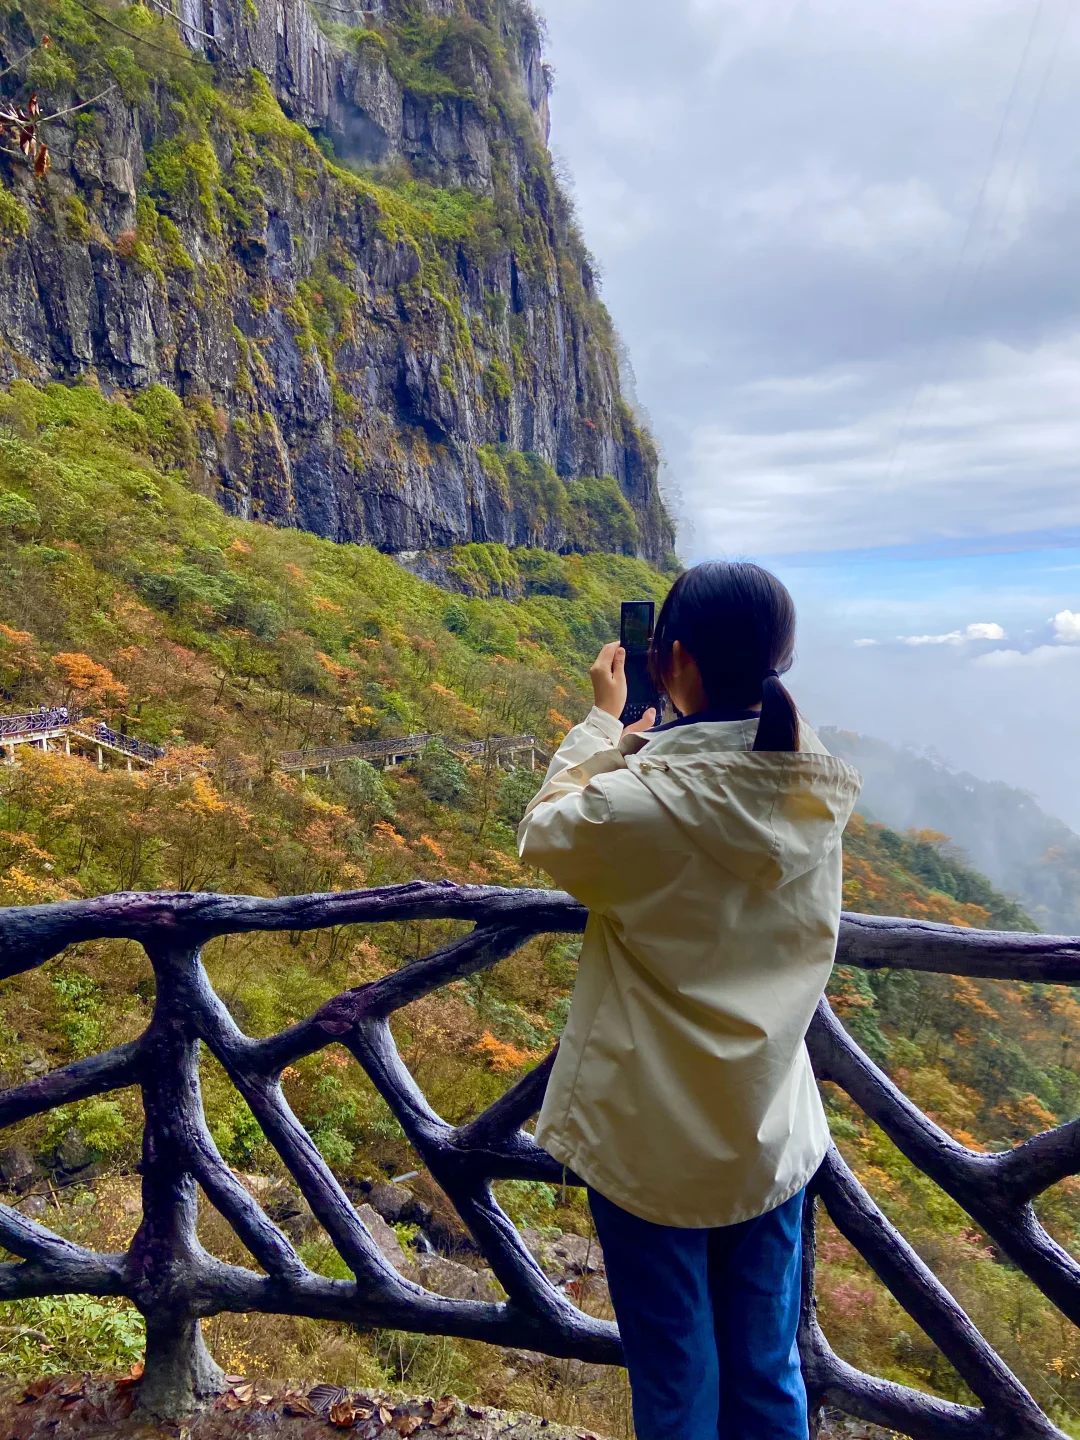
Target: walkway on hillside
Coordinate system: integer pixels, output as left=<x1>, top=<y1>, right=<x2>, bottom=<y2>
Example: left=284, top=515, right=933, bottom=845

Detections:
left=0, top=709, right=543, bottom=781
left=0, top=709, right=164, bottom=770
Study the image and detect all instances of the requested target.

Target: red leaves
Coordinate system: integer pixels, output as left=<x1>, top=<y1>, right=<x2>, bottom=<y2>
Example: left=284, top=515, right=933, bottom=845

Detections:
left=0, top=94, right=49, bottom=177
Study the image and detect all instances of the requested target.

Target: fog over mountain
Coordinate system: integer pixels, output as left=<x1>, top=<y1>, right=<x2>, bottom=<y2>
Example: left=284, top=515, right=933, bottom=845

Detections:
left=824, top=728, right=1080, bottom=934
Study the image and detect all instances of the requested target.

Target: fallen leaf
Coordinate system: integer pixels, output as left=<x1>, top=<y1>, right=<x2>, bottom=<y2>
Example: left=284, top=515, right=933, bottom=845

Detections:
left=232, top=1383, right=254, bottom=1403
left=378, top=1403, right=393, bottom=1423
left=308, top=1383, right=349, bottom=1416
left=57, top=1378, right=83, bottom=1399
left=220, top=1392, right=244, bottom=1411
left=225, top=1374, right=246, bottom=1384
left=21, top=1378, right=51, bottom=1402
left=466, top=1405, right=485, bottom=1418
left=329, top=1400, right=357, bottom=1428
left=393, top=1417, right=422, bottom=1436
left=116, top=1360, right=145, bottom=1384
left=284, top=1397, right=317, bottom=1418
left=257, top=1393, right=274, bottom=1405
left=431, top=1397, right=457, bottom=1427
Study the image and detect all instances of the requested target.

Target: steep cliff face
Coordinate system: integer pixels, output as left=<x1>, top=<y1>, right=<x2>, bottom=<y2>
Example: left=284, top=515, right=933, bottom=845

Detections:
left=0, top=0, right=675, bottom=564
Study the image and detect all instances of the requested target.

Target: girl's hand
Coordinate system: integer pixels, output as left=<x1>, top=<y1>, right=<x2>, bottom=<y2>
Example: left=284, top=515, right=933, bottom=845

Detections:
left=590, top=642, right=628, bottom=718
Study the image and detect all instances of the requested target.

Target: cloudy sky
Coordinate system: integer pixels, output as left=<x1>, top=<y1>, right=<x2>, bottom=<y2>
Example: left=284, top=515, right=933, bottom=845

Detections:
left=538, top=0, right=1080, bottom=829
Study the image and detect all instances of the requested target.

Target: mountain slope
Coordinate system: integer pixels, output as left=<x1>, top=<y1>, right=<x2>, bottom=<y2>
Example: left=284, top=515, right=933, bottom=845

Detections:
left=0, top=0, right=674, bottom=561
left=3, top=403, right=1080, bottom=1424
left=823, top=728, right=1080, bottom=935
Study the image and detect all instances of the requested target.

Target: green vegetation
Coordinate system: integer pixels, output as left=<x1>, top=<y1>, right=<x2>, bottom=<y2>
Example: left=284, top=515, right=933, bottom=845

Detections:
left=0, top=183, right=29, bottom=239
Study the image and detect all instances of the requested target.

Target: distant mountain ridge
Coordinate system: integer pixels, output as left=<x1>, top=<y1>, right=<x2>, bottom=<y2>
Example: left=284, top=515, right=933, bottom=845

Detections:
left=823, top=728, right=1080, bottom=936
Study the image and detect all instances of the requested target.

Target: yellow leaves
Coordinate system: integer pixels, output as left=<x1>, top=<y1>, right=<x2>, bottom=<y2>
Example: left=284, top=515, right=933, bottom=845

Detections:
left=372, top=821, right=406, bottom=850
left=473, top=1031, right=540, bottom=1073
left=949, top=976, right=1002, bottom=1022
left=415, top=833, right=446, bottom=859
left=992, top=1093, right=1059, bottom=1138
left=313, top=597, right=343, bottom=614
left=284, top=563, right=306, bottom=583
left=53, top=651, right=129, bottom=707
left=186, top=774, right=229, bottom=814
left=548, top=708, right=571, bottom=730
left=316, top=650, right=352, bottom=681
left=349, top=939, right=385, bottom=981
left=229, top=538, right=253, bottom=554
left=2, top=864, right=73, bottom=904
left=0, top=622, right=35, bottom=649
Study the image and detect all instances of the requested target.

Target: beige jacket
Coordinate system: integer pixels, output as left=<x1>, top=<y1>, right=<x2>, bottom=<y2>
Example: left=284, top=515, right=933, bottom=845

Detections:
left=518, top=706, right=861, bottom=1228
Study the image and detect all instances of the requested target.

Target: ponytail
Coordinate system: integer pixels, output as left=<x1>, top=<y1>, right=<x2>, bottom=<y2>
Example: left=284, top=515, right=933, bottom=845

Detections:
left=754, top=670, right=800, bottom=753
left=650, top=562, right=801, bottom=753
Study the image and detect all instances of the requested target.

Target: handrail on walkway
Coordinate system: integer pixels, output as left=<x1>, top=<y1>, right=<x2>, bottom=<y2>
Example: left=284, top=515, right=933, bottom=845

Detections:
left=0, top=887, right=1076, bottom=1435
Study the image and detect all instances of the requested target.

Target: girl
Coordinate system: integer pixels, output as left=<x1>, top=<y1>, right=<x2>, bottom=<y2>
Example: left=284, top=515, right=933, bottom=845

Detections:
left=517, top=561, right=861, bottom=1440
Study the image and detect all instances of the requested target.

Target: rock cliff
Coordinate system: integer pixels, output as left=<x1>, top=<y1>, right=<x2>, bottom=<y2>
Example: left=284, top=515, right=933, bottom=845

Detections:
left=0, top=0, right=675, bottom=564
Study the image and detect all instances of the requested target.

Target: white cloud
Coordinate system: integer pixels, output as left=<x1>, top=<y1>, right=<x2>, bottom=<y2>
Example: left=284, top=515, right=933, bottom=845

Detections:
left=540, top=0, right=1080, bottom=558
left=899, top=622, right=1006, bottom=646
left=683, top=337, right=1080, bottom=555
left=853, top=638, right=879, bottom=647
left=972, top=644, right=1080, bottom=668
left=966, top=623, right=1008, bottom=640
left=1053, top=609, right=1080, bottom=642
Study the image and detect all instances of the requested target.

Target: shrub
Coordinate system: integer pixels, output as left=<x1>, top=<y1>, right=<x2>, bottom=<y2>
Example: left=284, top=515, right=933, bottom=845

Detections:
left=210, top=1096, right=265, bottom=1167
left=0, top=491, right=40, bottom=536
left=566, top=475, right=641, bottom=554
left=497, top=766, right=539, bottom=827
left=0, top=1295, right=144, bottom=1378
left=335, top=758, right=396, bottom=828
left=414, top=738, right=468, bottom=806
left=0, top=187, right=30, bottom=241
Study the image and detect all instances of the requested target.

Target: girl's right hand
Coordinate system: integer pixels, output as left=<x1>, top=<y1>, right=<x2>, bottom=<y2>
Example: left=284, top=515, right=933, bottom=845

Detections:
left=590, top=642, right=627, bottom=718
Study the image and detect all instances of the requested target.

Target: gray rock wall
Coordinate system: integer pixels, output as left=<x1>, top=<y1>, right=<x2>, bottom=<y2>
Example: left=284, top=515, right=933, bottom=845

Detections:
left=0, top=0, right=674, bottom=563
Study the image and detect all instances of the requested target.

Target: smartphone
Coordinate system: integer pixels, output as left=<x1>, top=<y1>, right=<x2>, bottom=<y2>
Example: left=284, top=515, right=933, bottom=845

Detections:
left=620, top=601, right=660, bottom=726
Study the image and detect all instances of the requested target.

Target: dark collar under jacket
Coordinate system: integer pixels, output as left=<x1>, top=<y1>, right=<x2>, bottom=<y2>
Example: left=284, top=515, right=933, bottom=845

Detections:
left=650, top=707, right=760, bottom=734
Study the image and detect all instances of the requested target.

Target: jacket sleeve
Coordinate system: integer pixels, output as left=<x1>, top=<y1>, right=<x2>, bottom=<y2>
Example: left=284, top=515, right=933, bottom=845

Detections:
left=517, top=706, right=631, bottom=912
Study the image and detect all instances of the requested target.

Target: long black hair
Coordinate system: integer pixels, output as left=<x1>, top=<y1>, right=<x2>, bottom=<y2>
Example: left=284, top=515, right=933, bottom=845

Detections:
left=649, top=561, right=800, bottom=752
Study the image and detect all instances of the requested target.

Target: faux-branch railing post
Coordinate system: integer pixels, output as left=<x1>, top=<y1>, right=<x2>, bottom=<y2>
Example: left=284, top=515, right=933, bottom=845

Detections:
left=2, top=887, right=1079, bottom=1437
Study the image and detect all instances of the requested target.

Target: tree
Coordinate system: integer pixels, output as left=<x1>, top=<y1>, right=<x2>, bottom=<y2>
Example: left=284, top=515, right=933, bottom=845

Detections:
left=414, top=739, right=468, bottom=806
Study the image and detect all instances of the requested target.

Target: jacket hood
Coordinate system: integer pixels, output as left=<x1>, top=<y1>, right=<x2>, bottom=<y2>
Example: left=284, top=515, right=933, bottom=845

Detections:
left=623, top=721, right=862, bottom=888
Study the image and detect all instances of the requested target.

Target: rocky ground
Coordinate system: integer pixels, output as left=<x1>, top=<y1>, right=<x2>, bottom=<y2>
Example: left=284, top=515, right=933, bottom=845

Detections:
left=0, top=1375, right=901, bottom=1440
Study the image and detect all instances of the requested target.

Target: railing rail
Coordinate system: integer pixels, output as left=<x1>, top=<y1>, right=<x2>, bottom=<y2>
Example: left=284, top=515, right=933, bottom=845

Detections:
left=0, top=888, right=1076, bottom=1435
left=0, top=707, right=80, bottom=738
left=71, top=721, right=166, bottom=763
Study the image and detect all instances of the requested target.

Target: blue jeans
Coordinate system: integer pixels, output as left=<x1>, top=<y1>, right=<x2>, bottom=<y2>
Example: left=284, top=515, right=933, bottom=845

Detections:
left=588, top=1186, right=808, bottom=1440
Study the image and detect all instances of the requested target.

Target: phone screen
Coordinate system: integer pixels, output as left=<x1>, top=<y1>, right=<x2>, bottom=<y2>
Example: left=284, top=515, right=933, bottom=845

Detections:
left=621, top=601, right=654, bottom=653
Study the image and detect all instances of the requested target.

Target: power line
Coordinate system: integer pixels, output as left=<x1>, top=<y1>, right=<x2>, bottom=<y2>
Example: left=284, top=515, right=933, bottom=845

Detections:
left=879, top=0, right=1053, bottom=492
left=959, top=0, right=1074, bottom=322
